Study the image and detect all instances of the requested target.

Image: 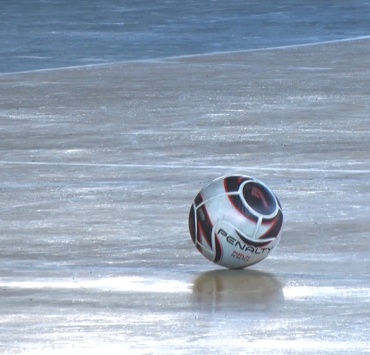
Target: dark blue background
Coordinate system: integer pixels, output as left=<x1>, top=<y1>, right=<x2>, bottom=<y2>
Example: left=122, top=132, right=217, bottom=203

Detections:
left=1, top=0, right=370, bottom=73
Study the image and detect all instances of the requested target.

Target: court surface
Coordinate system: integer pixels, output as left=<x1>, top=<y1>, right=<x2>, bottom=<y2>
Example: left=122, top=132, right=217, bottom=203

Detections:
left=1, top=38, right=369, bottom=354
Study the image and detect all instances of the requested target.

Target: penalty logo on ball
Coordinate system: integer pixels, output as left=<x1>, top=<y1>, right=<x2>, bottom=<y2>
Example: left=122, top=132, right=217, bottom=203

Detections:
left=189, top=175, right=283, bottom=269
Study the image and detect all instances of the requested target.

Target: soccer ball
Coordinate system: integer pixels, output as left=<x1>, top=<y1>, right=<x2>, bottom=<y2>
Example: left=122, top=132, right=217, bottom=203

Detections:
left=188, top=175, right=283, bottom=269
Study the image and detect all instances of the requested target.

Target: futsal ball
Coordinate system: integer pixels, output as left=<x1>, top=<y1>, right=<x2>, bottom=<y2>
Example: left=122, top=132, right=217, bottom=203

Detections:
left=188, top=175, right=283, bottom=269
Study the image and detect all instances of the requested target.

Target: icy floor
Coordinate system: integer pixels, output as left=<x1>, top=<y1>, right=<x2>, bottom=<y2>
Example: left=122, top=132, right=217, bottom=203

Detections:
left=1, top=39, right=370, bottom=354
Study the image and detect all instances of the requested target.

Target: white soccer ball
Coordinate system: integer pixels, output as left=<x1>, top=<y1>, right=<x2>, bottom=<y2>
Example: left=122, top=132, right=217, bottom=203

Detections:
left=188, top=175, right=283, bottom=269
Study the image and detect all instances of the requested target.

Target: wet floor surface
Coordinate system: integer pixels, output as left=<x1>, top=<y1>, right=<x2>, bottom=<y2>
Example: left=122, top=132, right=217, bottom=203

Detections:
left=0, top=39, right=370, bottom=354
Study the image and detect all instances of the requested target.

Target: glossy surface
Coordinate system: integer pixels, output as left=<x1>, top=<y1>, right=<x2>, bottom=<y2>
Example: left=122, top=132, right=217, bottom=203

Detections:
left=1, top=38, right=370, bottom=353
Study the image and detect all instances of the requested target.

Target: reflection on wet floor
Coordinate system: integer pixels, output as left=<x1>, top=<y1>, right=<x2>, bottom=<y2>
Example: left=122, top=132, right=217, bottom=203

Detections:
left=192, top=269, right=284, bottom=311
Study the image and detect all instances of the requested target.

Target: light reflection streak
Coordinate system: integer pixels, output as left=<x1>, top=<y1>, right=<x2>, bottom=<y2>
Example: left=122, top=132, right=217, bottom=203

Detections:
left=1, top=160, right=370, bottom=174
left=244, top=339, right=370, bottom=352
left=3, top=278, right=369, bottom=299
left=0, top=277, right=191, bottom=293
left=284, top=286, right=370, bottom=299
left=14, top=338, right=370, bottom=355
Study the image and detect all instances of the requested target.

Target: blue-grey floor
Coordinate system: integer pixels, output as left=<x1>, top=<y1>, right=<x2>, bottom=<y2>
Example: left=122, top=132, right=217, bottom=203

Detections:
left=1, top=37, right=369, bottom=353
